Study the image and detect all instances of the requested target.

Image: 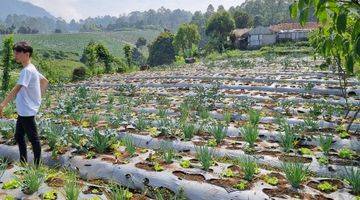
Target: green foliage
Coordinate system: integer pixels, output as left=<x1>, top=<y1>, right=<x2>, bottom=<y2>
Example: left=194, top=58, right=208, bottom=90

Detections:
left=195, top=145, right=213, bottom=171
left=2, top=179, right=20, bottom=189
left=18, top=164, right=45, bottom=195
left=281, top=162, right=308, bottom=188
left=148, top=31, right=176, bottom=66
left=318, top=134, right=333, bottom=155
left=92, top=129, right=115, bottom=154
left=123, top=45, right=133, bottom=68
left=1, top=34, right=14, bottom=92
left=107, top=183, right=133, bottom=200
left=209, top=123, right=227, bottom=144
left=122, top=135, right=136, bottom=156
left=64, top=172, right=81, bottom=200
left=343, top=167, right=360, bottom=195
left=240, top=123, right=259, bottom=149
left=173, top=23, right=201, bottom=57
left=338, top=148, right=354, bottom=159
left=233, top=180, right=247, bottom=190
left=205, top=11, right=235, bottom=53
left=279, top=123, right=299, bottom=153
left=182, top=123, right=196, bottom=141
left=290, top=0, right=359, bottom=74
left=238, top=156, right=257, bottom=181
left=233, top=10, right=253, bottom=28
left=317, top=181, right=337, bottom=192
left=264, top=176, right=279, bottom=186
left=180, top=160, right=191, bottom=168
left=248, top=109, right=261, bottom=127
left=160, top=141, right=175, bottom=164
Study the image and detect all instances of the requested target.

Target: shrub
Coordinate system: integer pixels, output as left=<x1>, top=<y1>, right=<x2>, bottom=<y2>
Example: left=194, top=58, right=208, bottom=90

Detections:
left=72, top=66, right=86, bottom=81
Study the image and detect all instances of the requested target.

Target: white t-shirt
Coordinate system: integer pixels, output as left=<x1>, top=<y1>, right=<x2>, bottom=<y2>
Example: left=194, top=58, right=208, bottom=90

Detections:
left=16, top=63, right=44, bottom=117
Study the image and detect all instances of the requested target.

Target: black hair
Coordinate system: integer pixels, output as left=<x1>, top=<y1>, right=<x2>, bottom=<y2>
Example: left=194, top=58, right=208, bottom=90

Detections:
left=13, top=41, right=33, bottom=57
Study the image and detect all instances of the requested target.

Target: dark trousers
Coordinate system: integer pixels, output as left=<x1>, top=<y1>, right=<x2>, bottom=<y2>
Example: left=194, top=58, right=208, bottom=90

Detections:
left=15, top=115, right=41, bottom=166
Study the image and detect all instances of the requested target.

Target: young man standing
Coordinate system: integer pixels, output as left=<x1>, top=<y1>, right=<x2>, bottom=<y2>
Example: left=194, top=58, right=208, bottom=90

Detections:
left=0, top=41, right=49, bottom=166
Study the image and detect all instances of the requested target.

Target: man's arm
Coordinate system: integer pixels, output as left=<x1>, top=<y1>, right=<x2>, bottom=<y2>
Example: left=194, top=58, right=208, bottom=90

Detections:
left=0, top=85, right=22, bottom=116
left=40, top=77, right=49, bottom=96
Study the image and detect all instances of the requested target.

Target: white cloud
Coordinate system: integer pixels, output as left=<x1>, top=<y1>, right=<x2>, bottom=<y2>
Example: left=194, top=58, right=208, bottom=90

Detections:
left=22, top=0, right=245, bottom=21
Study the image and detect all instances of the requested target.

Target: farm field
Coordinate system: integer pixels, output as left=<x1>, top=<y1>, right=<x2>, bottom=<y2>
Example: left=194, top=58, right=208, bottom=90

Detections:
left=0, top=29, right=161, bottom=56
left=0, top=53, right=359, bottom=200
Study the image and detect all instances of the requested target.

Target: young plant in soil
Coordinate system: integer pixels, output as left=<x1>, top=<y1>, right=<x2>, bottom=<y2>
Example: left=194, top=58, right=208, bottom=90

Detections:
left=240, top=123, right=259, bottom=149
left=195, top=145, right=213, bottom=171
left=182, top=122, right=196, bottom=141
left=0, top=158, right=8, bottom=180
left=343, top=167, right=360, bottom=195
left=17, top=164, right=45, bottom=195
left=89, top=114, right=101, bottom=127
left=209, top=123, right=226, bottom=145
left=281, top=162, right=308, bottom=188
left=122, top=135, right=136, bottom=156
left=338, top=148, right=354, bottom=159
left=92, top=129, right=115, bottom=154
left=318, top=134, right=333, bottom=155
left=63, top=172, right=81, bottom=200
left=238, top=156, right=258, bottom=181
left=160, top=141, right=176, bottom=164
left=248, top=109, right=261, bottom=126
left=106, top=183, right=133, bottom=200
left=279, top=124, right=298, bottom=153
left=135, top=114, right=149, bottom=131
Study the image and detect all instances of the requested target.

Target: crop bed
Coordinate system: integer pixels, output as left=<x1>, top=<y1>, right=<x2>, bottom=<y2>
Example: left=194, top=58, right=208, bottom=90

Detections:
left=0, top=55, right=359, bottom=200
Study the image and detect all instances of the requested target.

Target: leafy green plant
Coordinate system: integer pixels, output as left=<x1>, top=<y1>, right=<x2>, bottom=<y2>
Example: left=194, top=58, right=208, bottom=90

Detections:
left=18, top=164, right=45, bottom=195
left=264, top=176, right=279, bottom=186
left=160, top=141, right=175, bottom=164
left=318, top=156, right=329, bottom=165
left=299, top=148, right=313, bottom=156
left=281, top=162, right=308, bottom=188
left=279, top=124, right=298, bottom=153
left=304, top=116, right=319, bottom=131
left=2, top=179, right=20, bottom=189
left=238, top=156, right=257, bottom=181
left=0, top=122, right=15, bottom=140
left=209, top=124, right=226, bottom=144
left=319, top=134, right=333, bottom=155
left=240, top=123, right=259, bottom=149
left=248, top=109, right=261, bottom=126
left=154, top=162, right=164, bottom=172
left=317, top=181, right=337, bottom=192
left=222, top=168, right=235, bottom=178
left=233, top=180, right=247, bottom=190
left=182, top=123, right=196, bottom=140
left=0, top=158, right=8, bottom=180
left=223, top=111, right=232, bottom=125
left=343, top=167, right=360, bottom=195
left=180, top=160, right=191, bottom=168
left=107, top=183, right=133, bottom=200
left=43, top=190, right=58, bottom=200
left=195, top=146, right=213, bottom=171
left=122, top=135, right=136, bottom=156
left=63, top=172, right=81, bottom=200
left=338, top=148, right=354, bottom=159
left=92, top=129, right=115, bottom=154
left=89, top=114, right=100, bottom=127
left=135, top=114, right=148, bottom=131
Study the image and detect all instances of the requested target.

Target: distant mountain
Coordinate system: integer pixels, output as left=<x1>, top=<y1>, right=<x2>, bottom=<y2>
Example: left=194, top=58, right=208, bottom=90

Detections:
left=0, top=0, right=55, bottom=20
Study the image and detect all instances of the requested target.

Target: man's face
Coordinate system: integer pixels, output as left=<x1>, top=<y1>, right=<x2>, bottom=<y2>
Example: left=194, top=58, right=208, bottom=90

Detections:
left=13, top=50, right=29, bottom=63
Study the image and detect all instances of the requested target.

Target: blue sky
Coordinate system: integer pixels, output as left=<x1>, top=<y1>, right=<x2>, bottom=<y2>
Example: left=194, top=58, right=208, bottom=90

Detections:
left=22, top=0, right=245, bottom=21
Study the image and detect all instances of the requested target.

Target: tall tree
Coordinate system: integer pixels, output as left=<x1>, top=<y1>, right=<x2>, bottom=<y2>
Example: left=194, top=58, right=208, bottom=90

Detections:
left=173, top=23, right=201, bottom=57
left=1, top=35, right=14, bottom=92
left=233, top=10, right=254, bottom=28
left=205, top=11, right=235, bottom=53
left=148, top=31, right=176, bottom=66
